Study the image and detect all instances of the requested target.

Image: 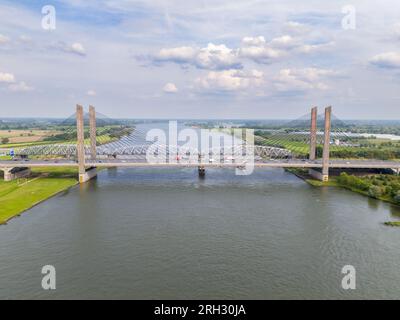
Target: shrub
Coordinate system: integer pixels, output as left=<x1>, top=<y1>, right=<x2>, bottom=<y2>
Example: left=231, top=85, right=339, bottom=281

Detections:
left=368, top=185, right=384, bottom=198
left=394, top=191, right=400, bottom=204
left=1, top=137, right=9, bottom=144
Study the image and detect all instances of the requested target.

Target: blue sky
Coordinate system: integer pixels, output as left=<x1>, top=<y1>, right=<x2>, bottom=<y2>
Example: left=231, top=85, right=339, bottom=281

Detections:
left=0, top=0, right=400, bottom=119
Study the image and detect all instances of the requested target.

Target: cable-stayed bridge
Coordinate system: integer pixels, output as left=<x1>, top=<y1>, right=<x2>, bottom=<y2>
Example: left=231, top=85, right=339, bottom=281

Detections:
left=1, top=105, right=399, bottom=183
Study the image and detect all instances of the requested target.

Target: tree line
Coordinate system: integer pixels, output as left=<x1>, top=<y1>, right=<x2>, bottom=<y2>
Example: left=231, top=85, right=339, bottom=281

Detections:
left=337, top=173, right=400, bottom=203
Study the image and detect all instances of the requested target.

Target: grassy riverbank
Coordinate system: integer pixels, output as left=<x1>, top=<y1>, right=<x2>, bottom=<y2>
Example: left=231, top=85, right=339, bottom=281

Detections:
left=288, top=168, right=400, bottom=227
left=0, top=167, right=78, bottom=224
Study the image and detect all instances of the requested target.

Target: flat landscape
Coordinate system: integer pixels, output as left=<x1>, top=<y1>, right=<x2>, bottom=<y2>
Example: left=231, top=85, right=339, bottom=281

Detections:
left=0, top=129, right=61, bottom=144
left=0, top=167, right=78, bottom=224
left=1, top=0, right=400, bottom=302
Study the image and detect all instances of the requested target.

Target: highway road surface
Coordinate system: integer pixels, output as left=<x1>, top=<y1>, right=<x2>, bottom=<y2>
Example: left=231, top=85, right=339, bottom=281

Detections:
left=1, top=159, right=400, bottom=169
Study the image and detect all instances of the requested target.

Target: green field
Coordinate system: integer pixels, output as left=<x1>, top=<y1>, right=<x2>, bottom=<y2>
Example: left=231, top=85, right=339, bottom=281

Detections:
left=255, top=135, right=309, bottom=156
left=0, top=167, right=78, bottom=224
left=0, top=133, right=116, bottom=149
left=255, top=132, right=400, bottom=160
left=0, top=140, right=64, bottom=149
left=0, top=125, right=132, bottom=149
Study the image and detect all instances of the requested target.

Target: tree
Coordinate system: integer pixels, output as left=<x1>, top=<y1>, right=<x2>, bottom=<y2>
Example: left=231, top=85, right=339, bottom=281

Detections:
left=394, top=191, right=400, bottom=204
left=368, top=185, right=384, bottom=198
left=1, top=137, right=9, bottom=144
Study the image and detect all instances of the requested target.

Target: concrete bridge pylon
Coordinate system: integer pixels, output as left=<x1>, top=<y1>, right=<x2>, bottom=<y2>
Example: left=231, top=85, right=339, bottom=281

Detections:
left=308, top=106, right=332, bottom=182
left=76, top=104, right=97, bottom=183
left=322, top=106, right=332, bottom=181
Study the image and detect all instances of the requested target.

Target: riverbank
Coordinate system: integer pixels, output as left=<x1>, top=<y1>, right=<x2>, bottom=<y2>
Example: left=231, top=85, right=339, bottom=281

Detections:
left=0, top=167, right=78, bottom=225
left=287, top=168, right=400, bottom=227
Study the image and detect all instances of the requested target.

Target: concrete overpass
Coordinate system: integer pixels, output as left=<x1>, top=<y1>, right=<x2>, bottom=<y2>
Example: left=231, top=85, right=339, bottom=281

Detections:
left=1, top=159, right=400, bottom=169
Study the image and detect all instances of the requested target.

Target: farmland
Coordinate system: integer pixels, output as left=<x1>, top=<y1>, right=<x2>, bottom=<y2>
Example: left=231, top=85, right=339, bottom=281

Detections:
left=0, top=129, right=61, bottom=145
left=254, top=131, right=400, bottom=160
left=0, top=125, right=133, bottom=149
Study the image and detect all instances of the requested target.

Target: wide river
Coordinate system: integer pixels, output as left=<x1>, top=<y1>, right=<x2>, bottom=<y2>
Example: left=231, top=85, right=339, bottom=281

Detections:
left=1, top=124, right=400, bottom=299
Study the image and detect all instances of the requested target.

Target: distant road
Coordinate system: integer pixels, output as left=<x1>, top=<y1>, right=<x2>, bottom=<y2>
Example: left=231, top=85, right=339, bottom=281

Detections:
left=1, top=159, right=400, bottom=169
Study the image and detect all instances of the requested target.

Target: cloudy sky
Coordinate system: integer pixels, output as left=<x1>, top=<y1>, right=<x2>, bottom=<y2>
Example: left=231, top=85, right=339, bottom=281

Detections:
left=0, top=0, right=399, bottom=119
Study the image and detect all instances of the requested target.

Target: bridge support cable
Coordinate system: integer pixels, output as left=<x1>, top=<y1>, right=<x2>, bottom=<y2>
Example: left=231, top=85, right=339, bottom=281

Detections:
left=89, top=105, right=97, bottom=161
left=76, top=105, right=86, bottom=176
left=309, top=106, right=317, bottom=161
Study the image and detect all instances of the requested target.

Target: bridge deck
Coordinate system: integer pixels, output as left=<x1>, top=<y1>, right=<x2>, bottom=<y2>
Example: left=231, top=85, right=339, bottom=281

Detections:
left=1, top=160, right=400, bottom=169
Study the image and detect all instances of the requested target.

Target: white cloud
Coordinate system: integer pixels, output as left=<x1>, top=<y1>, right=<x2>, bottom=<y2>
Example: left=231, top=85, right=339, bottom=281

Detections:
left=87, top=89, right=96, bottom=96
left=239, top=45, right=284, bottom=64
left=283, top=21, right=310, bottom=35
left=270, top=35, right=299, bottom=49
left=238, top=34, right=333, bottom=64
left=163, top=82, right=178, bottom=93
left=196, top=43, right=241, bottom=70
left=151, top=32, right=335, bottom=69
left=70, top=42, right=86, bottom=56
left=195, top=69, right=263, bottom=92
left=274, top=68, right=338, bottom=92
left=54, top=42, right=87, bottom=56
left=8, top=81, right=34, bottom=92
left=238, top=35, right=287, bottom=64
left=0, top=72, right=16, bottom=83
left=0, top=70, right=33, bottom=92
left=296, top=41, right=335, bottom=54
left=241, top=36, right=266, bottom=46
left=370, top=52, right=400, bottom=69
left=157, top=46, right=196, bottom=63
left=269, top=35, right=334, bottom=54
left=0, top=34, right=10, bottom=44
left=1, top=1, right=397, bottom=118
left=154, top=43, right=242, bottom=70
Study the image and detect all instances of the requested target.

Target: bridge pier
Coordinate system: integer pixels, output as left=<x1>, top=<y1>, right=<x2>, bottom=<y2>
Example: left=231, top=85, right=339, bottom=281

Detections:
left=198, top=166, right=206, bottom=177
left=2, top=167, right=31, bottom=181
left=198, top=153, right=205, bottom=177
left=79, top=167, right=97, bottom=183
left=308, top=168, right=326, bottom=181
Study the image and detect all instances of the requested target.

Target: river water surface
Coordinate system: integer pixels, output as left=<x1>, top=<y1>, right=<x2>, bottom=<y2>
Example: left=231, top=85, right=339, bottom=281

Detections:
left=1, top=165, right=400, bottom=299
